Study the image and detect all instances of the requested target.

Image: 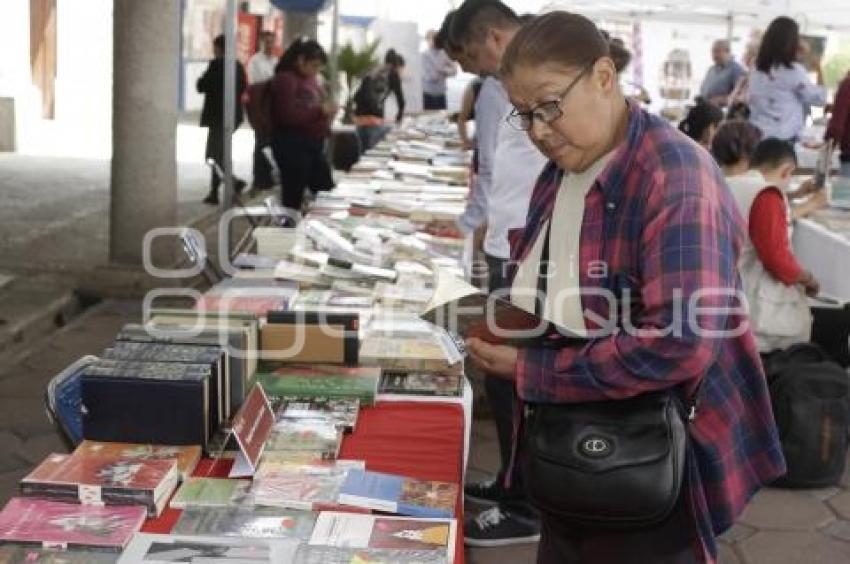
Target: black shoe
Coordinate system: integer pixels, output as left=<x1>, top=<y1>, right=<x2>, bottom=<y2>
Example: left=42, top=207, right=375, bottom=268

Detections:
left=464, top=505, right=541, bottom=548
left=464, top=477, right=519, bottom=505
left=202, top=193, right=219, bottom=205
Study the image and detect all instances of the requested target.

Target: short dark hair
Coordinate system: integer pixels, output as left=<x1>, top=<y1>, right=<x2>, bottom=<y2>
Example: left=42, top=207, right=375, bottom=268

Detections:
left=259, top=31, right=275, bottom=40
left=711, top=121, right=763, bottom=166
left=751, top=138, right=798, bottom=169
left=385, top=49, right=404, bottom=68
left=275, top=37, right=327, bottom=73
left=501, top=12, right=617, bottom=77
left=756, top=16, right=799, bottom=73
left=213, top=34, right=225, bottom=52
left=436, top=11, right=458, bottom=53
left=678, top=101, right=723, bottom=142
left=449, top=0, right=519, bottom=48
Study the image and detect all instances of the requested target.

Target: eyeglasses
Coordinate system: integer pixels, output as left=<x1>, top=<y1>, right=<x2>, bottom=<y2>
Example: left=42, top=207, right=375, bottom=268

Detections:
left=506, top=63, right=594, bottom=131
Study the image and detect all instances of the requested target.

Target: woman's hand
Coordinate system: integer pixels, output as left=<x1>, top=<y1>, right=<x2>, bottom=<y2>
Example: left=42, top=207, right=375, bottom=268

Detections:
left=466, top=338, right=518, bottom=380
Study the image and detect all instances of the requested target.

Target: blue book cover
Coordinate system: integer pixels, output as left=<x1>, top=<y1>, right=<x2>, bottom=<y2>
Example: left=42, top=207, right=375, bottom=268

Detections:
left=338, top=469, right=457, bottom=518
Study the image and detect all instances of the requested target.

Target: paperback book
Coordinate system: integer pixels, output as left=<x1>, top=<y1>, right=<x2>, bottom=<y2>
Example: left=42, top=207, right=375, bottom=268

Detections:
left=20, top=453, right=179, bottom=517
left=276, top=397, right=360, bottom=433
left=264, top=420, right=342, bottom=460
left=377, top=371, right=463, bottom=397
left=292, top=545, right=448, bottom=564
left=338, top=470, right=458, bottom=518
left=172, top=506, right=317, bottom=540
left=75, top=441, right=201, bottom=482
left=251, top=469, right=349, bottom=511
left=0, top=497, right=146, bottom=551
left=308, top=512, right=456, bottom=563
left=117, top=533, right=300, bottom=563
left=169, top=477, right=251, bottom=509
left=0, top=546, right=119, bottom=563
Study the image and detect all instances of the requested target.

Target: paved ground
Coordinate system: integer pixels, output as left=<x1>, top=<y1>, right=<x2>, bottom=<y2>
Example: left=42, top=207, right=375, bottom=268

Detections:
left=0, top=124, right=254, bottom=273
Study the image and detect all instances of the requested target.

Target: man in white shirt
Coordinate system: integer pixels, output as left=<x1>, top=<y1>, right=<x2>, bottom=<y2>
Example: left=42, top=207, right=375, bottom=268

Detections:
left=421, top=30, right=458, bottom=110
left=247, top=31, right=278, bottom=190
left=248, top=31, right=278, bottom=85
left=450, top=1, right=547, bottom=547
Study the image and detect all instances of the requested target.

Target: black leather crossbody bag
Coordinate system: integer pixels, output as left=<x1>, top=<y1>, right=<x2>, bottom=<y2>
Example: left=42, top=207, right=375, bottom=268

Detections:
left=521, top=220, right=696, bottom=528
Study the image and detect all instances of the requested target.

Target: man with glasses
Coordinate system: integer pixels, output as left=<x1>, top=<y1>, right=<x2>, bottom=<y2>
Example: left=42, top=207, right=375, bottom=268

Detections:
left=449, top=0, right=547, bottom=548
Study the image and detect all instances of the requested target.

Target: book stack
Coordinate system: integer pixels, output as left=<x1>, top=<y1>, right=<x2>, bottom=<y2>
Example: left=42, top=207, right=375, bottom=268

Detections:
left=20, top=452, right=180, bottom=517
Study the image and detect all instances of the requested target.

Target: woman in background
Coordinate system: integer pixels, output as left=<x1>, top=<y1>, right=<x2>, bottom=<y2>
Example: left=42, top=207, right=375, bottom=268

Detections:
left=679, top=100, right=723, bottom=149
left=270, top=38, right=336, bottom=217
left=748, top=17, right=825, bottom=142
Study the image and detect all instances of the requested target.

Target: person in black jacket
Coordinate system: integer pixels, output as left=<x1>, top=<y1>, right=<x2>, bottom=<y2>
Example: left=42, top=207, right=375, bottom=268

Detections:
left=197, top=34, right=247, bottom=205
left=352, top=49, right=406, bottom=153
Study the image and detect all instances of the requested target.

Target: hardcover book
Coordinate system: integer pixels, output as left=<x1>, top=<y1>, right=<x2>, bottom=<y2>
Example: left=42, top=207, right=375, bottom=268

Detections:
left=338, top=470, right=458, bottom=518
left=261, top=311, right=360, bottom=365
left=420, top=270, right=583, bottom=348
left=20, top=453, right=179, bottom=517
left=169, top=478, right=251, bottom=509
left=308, top=513, right=457, bottom=563
left=117, top=533, right=300, bottom=563
left=81, top=359, right=212, bottom=450
left=256, top=364, right=379, bottom=406
left=172, top=506, right=317, bottom=540
left=101, top=341, right=227, bottom=424
left=75, top=441, right=201, bottom=482
left=377, top=371, right=463, bottom=397
left=0, top=497, right=146, bottom=551
left=116, top=322, right=249, bottom=416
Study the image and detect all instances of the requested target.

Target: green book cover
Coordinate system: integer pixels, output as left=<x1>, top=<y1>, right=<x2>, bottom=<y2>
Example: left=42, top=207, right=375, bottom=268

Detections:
left=169, top=477, right=250, bottom=509
left=255, top=372, right=378, bottom=406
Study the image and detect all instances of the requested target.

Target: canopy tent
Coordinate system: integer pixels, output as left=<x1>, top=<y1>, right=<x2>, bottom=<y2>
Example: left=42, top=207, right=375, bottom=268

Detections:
left=542, top=0, right=850, bottom=32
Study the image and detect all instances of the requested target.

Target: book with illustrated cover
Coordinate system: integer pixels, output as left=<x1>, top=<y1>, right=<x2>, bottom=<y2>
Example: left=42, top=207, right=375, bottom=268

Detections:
left=20, top=453, right=179, bottom=517
left=256, top=457, right=365, bottom=478
left=172, top=506, right=317, bottom=540
left=0, top=498, right=146, bottom=552
left=264, top=420, right=342, bottom=460
left=359, top=334, right=461, bottom=374
left=378, top=371, right=463, bottom=397
left=0, top=546, right=119, bottom=563
left=169, top=478, right=251, bottom=509
left=256, top=365, right=379, bottom=406
left=117, top=533, right=300, bottom=563
left=420, top=269, right=584, bottom=348
left=251, top=470, right=349, bottom=511
left=276, top=397, right=360, bottom=433
left=308, top=513, right=456, bottom=563
left=293, top=545, right=448, bottom=563
left=76, top=441, right=201, bottom=482
left=338, top=470, right=458, bottom=518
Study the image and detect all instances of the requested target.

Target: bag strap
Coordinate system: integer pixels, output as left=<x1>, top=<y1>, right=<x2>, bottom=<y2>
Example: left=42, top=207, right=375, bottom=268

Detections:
left=533, top=216, right=703, bottom=421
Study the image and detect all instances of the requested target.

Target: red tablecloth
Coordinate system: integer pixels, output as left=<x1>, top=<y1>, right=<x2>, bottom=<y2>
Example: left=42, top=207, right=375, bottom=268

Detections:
left=143, top=401, right=466, bottom=563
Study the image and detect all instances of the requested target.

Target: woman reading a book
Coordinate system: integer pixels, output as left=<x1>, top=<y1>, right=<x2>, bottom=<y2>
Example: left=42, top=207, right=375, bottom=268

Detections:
left=462, top=12, right=785, bottom=564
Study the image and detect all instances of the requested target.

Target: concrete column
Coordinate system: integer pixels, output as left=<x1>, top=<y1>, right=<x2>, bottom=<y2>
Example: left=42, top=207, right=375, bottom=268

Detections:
left=284, top=11, right=318, bottom=45
left=109, top=0, right=179, bottom=266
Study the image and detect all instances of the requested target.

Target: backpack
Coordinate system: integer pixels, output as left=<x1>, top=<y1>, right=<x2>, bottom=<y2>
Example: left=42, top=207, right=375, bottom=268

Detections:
left=763, top=343, right=849, bottom=488
left=353, top=66, right=391, bottom=118
left=245, top=79, right=275, bottom=142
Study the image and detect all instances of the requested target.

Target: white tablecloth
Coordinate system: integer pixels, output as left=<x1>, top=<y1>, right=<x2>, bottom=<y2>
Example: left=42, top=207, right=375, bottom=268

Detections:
left=792, top=218, right=850, bottom=302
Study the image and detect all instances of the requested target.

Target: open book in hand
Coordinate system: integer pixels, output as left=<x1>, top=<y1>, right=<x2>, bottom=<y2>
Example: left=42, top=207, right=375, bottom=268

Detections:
left=420, top=270, right=585, bottom=348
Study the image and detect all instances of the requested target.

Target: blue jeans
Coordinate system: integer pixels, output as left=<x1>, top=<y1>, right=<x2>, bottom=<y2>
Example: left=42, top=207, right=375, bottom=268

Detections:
left=356, top=125, right=390, bottom=154
left=841, top=161, right=850, bottom=178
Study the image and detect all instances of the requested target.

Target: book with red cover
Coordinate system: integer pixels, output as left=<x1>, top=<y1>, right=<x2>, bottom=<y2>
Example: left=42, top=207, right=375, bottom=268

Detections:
left=0, top=497, right=146, bottom=551
left=75, top=441, right=201, bottom=482
left=20, top=453, right=179, bottom=517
